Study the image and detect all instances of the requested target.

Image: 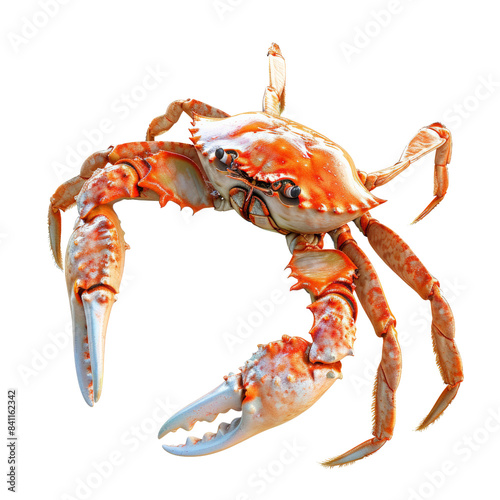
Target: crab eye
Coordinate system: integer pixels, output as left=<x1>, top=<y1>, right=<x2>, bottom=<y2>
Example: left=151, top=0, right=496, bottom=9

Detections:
left=214, top=148, right=236, bottom=167
left=276, top=181, right=301, bottom=206
left=283, top=185, right=301, bottom=198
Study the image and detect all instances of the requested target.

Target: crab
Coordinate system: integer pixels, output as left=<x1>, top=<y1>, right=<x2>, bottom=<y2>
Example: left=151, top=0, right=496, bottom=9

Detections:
left=48, top=43, right=463, bottom=467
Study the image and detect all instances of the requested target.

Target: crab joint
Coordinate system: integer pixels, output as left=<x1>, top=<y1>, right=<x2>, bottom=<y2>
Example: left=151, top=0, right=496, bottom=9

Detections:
left=287, top=249, right=358, bottom=364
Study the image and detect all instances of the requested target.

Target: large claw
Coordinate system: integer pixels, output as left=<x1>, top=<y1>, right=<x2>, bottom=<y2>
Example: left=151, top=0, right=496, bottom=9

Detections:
left=66, top=204, right=126, bottom=405
left=159, top=335, right=341, bottom=456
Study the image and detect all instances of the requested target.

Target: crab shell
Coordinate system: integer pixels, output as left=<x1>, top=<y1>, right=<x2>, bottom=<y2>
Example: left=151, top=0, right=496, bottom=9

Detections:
left=190, top=112, right=383, bottom=234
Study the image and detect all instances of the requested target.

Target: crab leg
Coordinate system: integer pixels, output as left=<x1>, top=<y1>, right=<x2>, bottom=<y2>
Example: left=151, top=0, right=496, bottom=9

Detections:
left=67, top=204, right=126, bottom=405
left=285, top=233, right=359, bottom=364
left=146, top=44, right=284, bottom=142
left=57, top=143, right=215, bottom=405
left=49, top=147, right=113, bottom=268
left=159, top=234, right=358, bottom=455
left=321, top=225, right=402, bottom=467
left=358, top=123, right=452, bottom=223
left=263, top=43, right=286, bottom=116
left=146, top=99, right=229, bottom=141
left=356, top=213, right=463, bottom=429
left=48, top=141, right=208, bottom=269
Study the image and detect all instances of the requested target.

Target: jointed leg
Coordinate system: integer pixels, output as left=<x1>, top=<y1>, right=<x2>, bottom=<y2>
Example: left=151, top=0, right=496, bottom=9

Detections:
left=146, top=99, right=229, bottom=141
left=262, top=43, right=286, bottom=116
left=356, top=213, right=463, bottom=429
left=321, top=225, right=402, bottom=466
left=286, top=233, right=358, bottom=364
left=50, top=141, right=215, bottom=405
left=51, top=95, right=227, bottom=265
left=158, top=233, right=358, bottom=456
left=49, top=147, right=113, bottom=268
left=358, top=123, right=452, bottom=223
left=49, top=141, right=207, bottom=268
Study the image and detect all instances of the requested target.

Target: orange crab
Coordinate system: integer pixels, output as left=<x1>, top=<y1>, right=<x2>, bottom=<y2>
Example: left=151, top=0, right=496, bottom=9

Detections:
left=48, top=43, right=463, bottom=467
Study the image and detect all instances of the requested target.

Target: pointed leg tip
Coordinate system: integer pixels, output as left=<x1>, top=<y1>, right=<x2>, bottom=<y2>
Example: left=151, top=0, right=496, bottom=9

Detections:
left=411, top=212, right=426, bottom=225
left=415, top=383, right=461, bottom=432
left=415, top=411, right=442, bottom=431
left=415, top=413, right=433, bottom=431
left=320, top=456, right=357, bottom=468
left=320, top=458, right=346, bottom=469
left=320, top=438, right=388, bottom=468
left=412, top=196, right=445, bottom=224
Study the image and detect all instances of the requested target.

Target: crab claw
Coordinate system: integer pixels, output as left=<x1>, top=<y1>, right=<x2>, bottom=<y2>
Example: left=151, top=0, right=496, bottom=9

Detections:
left=159, top=335, right=341, bottom=456
left=66, top=205, right=126, bottom=406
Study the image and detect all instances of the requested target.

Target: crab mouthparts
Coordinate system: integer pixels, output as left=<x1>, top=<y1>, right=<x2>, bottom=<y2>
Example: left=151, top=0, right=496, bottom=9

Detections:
left=158, top=372, right=248, bottom=456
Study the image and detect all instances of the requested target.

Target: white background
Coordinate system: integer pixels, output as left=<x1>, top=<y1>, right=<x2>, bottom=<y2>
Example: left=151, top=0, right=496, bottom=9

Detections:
left=3, top=1, right=500, bottom=499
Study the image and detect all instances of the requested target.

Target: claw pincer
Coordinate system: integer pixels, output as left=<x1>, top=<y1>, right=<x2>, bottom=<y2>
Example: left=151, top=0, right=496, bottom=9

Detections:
left=159, top=245, right=357, bottom=456
left=66, top=204, right=126, bottom=405
left=58, top=142, right=215, bottom=405
left=160, top=336, right=341, bottom=456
